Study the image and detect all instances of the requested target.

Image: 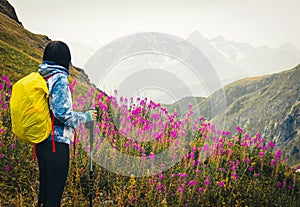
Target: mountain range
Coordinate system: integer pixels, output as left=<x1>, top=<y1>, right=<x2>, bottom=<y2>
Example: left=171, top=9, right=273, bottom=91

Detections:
left=0, top=0, right=299, bottom=165
left=188, top=31, right=300, bottom=85
left=69, top=30, right=300, bottom=89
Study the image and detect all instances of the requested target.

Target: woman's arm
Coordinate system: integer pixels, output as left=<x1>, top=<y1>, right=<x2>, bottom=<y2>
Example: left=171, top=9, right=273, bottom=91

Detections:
left=49, top=74, right=92, bottom=128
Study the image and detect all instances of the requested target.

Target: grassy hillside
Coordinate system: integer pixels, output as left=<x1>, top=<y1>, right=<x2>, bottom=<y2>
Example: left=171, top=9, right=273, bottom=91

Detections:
left=192, top=65, right=300, bottom=166
left=0, top=11, right=93, bottom=96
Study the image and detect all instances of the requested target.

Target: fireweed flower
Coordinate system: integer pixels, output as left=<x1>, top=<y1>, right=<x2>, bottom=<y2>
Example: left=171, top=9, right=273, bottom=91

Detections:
left=267, top=141, right=276, bottom=148
left=236, top=126, right=243, bottom=134
left=2, top=75, right=9, bottom=82
left=259, top=151, right=265, bottom=158
left=156, top=183, right=164, bottom=190
left=149, top=152, right=155, bottom=160
left=244, top=157, right=250, bottom=164
left=10, top=144, right=15, bottom=149
left=275, top=150, right=282, bottom=160
left=0, top=154, right=3, bottom=158
left=232, top=173, right=238, bottom=179
left=218, top=181, right=225, bottom=187
left=188, top=180, right=197, bottom=187
left=4, top=165, right=10, bottom=171
left=178, top=185, right=185, bottom=193
left=203, top=144, right=209, bottom=151
left=204, top=179, right=210, bottom=186
left=2, top=75, right=11, bottom=87
left=249, top=166, right=254, bottom=172
left=181, top=173, right=188, bottom=178
left=198, top=187, right=204, bottom=194
left=271, top=159, right=277, bottom=166
left=241, top=141, right=248, bottom=147
left=170, top=131, right=177, bottom=138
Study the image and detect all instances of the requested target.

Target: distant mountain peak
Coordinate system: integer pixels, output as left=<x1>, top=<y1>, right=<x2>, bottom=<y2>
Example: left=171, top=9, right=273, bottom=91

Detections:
left=188, top=31, right=207, bottom=41
left=0, top=0, right=22, bottom=25
left=212, top=36, right=227, bottom=44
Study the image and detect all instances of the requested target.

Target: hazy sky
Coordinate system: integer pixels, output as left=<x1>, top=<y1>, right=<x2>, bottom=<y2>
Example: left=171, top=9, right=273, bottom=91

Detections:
left=9, top=0, right=300, bottom=49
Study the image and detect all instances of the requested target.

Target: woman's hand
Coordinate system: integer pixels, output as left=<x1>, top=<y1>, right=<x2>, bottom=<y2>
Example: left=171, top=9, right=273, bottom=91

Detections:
left=89, top=110, right=97, bottom=121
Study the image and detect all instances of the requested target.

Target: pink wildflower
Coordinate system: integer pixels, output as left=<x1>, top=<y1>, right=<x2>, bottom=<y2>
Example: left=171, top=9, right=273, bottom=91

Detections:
left=198, top=187, right=204, bottom=194
left=204, top=179, right=210, bottom=186
left=218, top=181, right=225, bottom=187
left=244, top=157, right=250, bottom=163
left=177, top=185, right=185, bottom=193
left=188, top=180, right=197, bottom=187
left=275, top=150, right=281, bottom=160
left=156, top=183, right=164, bottom=190
left=232, top=173, right=238, bottom=179
left=270, top=159, right=276, bottom=166
left=258, top=151, right=265, bottom=158
left=267, top=141, right=276, bottom=148
left=149, top=152, right=155, bottom=160
left=236, top=126, right=243, bottom=134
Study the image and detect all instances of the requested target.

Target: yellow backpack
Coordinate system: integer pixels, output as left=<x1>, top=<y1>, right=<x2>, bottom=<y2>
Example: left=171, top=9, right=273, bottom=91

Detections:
left=10, top=72, right=52, bottom=144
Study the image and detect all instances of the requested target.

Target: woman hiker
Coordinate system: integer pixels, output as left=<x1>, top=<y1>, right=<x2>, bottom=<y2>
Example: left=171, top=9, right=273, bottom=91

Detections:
left=36, top=40, right=96, bottom=206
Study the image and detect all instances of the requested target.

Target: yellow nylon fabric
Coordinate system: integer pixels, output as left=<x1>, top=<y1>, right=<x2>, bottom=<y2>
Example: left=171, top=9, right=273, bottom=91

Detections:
left=10, top=72, right=51, bottom=144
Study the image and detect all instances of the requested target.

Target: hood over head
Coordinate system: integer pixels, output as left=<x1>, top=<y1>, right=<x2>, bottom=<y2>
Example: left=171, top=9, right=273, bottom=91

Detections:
left=38, top=61, right=69, bottom=79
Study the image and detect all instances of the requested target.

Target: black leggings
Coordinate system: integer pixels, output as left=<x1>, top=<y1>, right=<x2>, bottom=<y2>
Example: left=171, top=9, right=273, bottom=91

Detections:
left=36, top=140, right=69, bottom=207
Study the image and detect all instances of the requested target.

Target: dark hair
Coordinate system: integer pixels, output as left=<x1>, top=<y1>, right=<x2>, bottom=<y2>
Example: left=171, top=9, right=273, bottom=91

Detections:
left=43, top=41, right=71, bottom=69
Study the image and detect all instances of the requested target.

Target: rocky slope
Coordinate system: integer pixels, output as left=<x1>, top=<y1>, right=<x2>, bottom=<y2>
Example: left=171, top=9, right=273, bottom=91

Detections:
left=0, top=0, right=22, bottom=25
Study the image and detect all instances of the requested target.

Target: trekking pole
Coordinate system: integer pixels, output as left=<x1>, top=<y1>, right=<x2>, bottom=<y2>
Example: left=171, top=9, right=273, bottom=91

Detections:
left=90, top=120, right=94, bottom=207
left=86, top=114, right=94, bottom=207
